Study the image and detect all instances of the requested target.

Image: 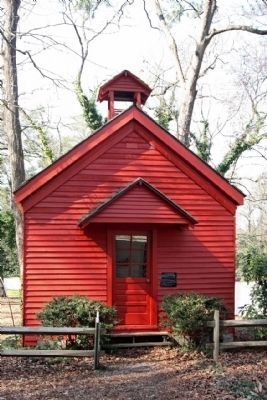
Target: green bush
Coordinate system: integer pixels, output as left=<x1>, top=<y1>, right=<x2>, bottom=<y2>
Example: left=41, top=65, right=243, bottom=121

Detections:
left=239, top=243, right=267, bottom=318
left=239, top=305, right=267, bottom=340
left=37, top=295, right=117, bottom=349
left=161, top=292, right=226, bottom=348
left=35, top=338, right=63, bottom=350
left=238, top=242, right=267, bottom=339
left=0, top=335, right=21, bottom=350
left=0, top=210, right=19, bottom=278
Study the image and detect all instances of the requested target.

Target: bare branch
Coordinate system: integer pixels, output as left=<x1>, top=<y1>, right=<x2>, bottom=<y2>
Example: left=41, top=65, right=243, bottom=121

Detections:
left=0, top=27, right=9, bottom=44
left=142, top=0, right=160, bottom=30
left=199, top=54, right=225, bottom=78
left=205, top=25, right=267, bottom=44
left=183, top=0, right=202, bottom=16
left=153, top=0, right=185, bottom=84
left=16, top=48, right=66, bottom=87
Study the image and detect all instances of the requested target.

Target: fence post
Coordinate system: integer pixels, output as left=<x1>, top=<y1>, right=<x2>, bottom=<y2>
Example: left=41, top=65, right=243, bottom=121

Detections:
left=213, top=309, right=220, bottom=362
left=93, top=311, right=100, bottom=370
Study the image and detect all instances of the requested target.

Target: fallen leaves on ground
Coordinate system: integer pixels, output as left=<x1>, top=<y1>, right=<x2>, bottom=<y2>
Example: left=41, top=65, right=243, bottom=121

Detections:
left=0, top=348, right=266, bottom=400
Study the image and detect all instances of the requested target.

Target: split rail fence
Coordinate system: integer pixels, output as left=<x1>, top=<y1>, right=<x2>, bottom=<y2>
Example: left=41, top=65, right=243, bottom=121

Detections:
left=208, top=310, right=267, bottom=362
left=0, top=314, right=101, bottom=369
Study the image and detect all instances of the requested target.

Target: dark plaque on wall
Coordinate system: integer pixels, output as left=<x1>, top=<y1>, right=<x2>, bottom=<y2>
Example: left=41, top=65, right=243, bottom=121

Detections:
left=160, top=272, right=177, bottom=287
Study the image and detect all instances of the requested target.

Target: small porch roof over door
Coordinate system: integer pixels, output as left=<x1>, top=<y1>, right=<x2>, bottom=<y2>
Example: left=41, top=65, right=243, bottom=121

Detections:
left=78, top=178, right=197, bottom=228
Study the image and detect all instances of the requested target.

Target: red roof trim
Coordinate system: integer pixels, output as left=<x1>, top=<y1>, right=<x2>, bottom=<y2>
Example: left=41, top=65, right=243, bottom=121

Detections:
left=14, top=108, right=136, bottom=203
left=14, top=105, right=244, bottom=208
left=78, top=178, right=197, bottom=228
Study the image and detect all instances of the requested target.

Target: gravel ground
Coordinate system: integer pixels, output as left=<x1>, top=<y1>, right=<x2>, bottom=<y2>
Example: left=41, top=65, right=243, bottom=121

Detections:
left=0, top=348, right=266, bottom=400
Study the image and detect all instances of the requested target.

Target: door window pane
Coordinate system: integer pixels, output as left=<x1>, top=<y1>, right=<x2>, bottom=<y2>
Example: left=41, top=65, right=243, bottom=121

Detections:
left=116, top=265, right=130, bottom=278
left=115, top=234, right=148, bottom=278
left=115, top=235, right=130, bottom=263
left=116, top=235, right=131, bottom=249
left=131, top=250, right=147, bottom=264
left=131, top=264, right=146, bottom=277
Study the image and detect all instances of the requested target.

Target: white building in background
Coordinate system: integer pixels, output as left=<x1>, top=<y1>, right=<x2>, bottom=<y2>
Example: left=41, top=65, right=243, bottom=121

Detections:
left=3, top=277, right=21, bottom=291
left=235, top=281, right=254, bottom=315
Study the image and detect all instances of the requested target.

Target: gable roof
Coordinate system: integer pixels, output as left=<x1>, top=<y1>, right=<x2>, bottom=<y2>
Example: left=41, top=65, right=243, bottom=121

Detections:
left=14, top=105, right=244, bottom=211
left=78, top=178, right=197, bottom=228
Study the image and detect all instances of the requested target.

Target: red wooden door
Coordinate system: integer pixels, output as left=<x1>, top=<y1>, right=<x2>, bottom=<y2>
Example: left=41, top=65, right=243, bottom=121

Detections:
left=112, top=232, right=154, bottom=329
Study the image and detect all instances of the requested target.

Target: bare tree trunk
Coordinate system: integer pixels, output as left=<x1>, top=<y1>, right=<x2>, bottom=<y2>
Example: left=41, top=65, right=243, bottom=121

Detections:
left=3, top=0, right=25, bottom=276
left=177, top=0, right=216, bottom=146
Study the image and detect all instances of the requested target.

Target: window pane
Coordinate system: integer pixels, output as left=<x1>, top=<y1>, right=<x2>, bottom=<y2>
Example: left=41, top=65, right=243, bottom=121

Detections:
left=132, top=250, right=147, bottom=264
left=115, top=235, right=130, bottom=264
left=132, top=236, right=147, bottom=266
left=116, top=265, right=130, bottom=278
left=116, top=249, right=130, bottom=264
left=116, top=235, right=131, bottom=249
left=132, top=235, right=147, bottom=250
left=115, top=234, right=148, bottom=279
left=131, top=264, right=146, bottom=278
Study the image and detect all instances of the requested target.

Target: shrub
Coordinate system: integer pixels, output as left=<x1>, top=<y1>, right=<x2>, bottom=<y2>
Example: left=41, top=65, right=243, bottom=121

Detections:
left=238, top=242, right=267, bottom=339
left=37, top=295, right=117, bottom=349
left=0, top=335, right=21, bottom=350
left=161, top=292, right=226, bottom=348
left=239, top=305, right=267, bottom=340
left=35, top=339, right=63, bottom=350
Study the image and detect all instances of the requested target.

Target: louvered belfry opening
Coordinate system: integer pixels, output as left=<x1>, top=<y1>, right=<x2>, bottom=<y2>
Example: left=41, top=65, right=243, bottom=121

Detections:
left=97, top=70, right=152, bottom=119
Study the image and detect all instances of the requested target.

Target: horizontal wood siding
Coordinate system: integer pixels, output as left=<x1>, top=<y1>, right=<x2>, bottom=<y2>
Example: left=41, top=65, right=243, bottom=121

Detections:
left=157, top=223, right=235, bottom=313
left=104, top=77, right=148, bottom=94
left=23, top=128, right=236, bottom=327
left=24, top=224, right=107, bottom=325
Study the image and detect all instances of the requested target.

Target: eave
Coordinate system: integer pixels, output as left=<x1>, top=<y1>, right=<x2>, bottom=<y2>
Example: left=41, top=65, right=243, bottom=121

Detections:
left=14, top=106, right=245, bottom=211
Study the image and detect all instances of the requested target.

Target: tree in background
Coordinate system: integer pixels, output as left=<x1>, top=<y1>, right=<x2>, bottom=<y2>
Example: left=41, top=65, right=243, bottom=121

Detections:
left=150, top=0, right=267, bottom=141
left=238, top=240, right=267, bottom=318
left=0, top=209, right=18, bottom=278
left=146, top=0, right=267, bottom=177
left=62, top=0, right=133, bottom=132
left=2, top=0, right=25, bottom=276
left=237, top=173, right=267, bottom=318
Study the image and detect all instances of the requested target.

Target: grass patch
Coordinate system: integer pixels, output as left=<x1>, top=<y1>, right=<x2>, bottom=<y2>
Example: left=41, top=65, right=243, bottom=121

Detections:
left=6, top=289, right=21, bottom=298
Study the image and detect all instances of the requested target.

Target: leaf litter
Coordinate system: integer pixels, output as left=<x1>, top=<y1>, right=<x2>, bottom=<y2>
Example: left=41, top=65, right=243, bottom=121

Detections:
left=0, top=348, right=266, bottom=400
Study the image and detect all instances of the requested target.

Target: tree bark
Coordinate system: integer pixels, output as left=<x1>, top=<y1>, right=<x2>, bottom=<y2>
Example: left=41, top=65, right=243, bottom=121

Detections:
left=177, top=0, right=216, bottom=146
left=3, top=0, right=25, bottom=275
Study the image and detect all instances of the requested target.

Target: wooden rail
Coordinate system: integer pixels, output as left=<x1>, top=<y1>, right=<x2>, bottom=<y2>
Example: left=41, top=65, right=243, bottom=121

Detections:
left=209, top=310, right=267, bottom=362
left=0, top=313, right=101, bottom=369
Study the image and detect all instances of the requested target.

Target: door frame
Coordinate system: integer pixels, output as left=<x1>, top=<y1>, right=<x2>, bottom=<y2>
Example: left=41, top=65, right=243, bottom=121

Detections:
left=107, top=226, right=157, bottom=329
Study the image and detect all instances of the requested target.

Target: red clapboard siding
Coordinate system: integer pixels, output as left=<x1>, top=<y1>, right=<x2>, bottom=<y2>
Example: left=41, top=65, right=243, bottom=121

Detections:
left=157, top=224, right=235, bottom=312
left=19, top=109, right=242, bottom=330
left=88, top=184, right=192, bottom=225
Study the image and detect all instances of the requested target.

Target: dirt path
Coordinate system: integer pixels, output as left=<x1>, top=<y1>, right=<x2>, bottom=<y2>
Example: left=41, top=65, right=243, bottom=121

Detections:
left=0, top=348, right=266, bottom=400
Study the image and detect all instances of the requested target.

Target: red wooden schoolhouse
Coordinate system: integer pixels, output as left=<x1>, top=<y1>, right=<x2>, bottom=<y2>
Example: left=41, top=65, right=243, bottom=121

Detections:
left=15, top=70, right=244, bottom=332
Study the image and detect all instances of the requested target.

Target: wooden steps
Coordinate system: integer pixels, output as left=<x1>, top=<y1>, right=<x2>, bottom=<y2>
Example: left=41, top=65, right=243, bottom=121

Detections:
left=105, top=331, right=173, bottom=349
